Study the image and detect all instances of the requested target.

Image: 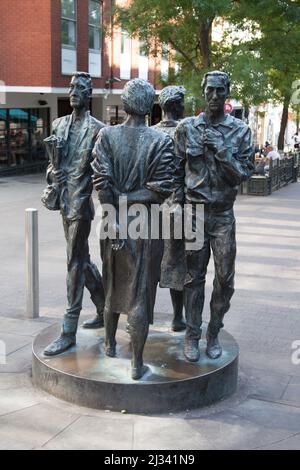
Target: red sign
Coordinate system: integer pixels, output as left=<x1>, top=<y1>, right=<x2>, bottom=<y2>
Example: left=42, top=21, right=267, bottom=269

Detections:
left=224, top=102, right=233, bottom=113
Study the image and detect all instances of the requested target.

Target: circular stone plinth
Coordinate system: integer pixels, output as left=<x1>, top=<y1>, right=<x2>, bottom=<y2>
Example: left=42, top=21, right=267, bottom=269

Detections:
left=32, top=321, right=239, bottom=414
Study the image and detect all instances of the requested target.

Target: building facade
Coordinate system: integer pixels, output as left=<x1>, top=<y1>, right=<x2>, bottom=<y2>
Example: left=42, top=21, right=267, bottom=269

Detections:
left=0, top=0, right=166, bottom=173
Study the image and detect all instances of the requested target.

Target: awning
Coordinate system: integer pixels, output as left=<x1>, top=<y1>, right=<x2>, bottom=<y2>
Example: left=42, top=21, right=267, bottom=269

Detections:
left=0, top=109, right=38, bottom=122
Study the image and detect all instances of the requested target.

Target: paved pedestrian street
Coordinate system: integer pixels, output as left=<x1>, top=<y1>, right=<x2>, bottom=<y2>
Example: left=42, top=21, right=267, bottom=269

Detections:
left=0, top=174, right=299, bottom=450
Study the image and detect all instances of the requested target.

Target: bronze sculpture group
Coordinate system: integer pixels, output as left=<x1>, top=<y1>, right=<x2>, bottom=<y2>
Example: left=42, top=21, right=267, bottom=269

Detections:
left=42, top=71, right=253, bottom=380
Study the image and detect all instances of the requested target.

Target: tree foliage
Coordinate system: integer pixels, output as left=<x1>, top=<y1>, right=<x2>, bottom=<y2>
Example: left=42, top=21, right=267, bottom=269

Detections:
left=228, top=0, right=300, bottom=147
left=115, top=0, right=300, bottom=143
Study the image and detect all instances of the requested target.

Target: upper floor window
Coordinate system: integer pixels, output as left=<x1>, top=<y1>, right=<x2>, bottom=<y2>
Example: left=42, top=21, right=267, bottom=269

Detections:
left=61, top=0, right=77, bottom=48
left=120, top=30, right=131, bottom=79
left=89, top=0, right=102, bottom=51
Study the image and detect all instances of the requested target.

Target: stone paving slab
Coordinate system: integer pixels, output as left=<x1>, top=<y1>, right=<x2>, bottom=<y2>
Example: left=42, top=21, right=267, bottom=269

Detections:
left=240, top=366, right=292, bottom=401
left=0, top=372, right=32, bottom=390
left=0, top=343, right=33, bottom=373
left=260, top=433, right=300, bottom=450
left=133, top=418, right=214, bottom=450
left=230, top=398, right=300, bottom=434
left=0, top=403, right=79, bottom=450
left=0, top=387, right=41, bottom=417
left=187, top=412, right=291, bottom=450
left=0, top=333, right=32, bottom=355
left=42, top=415, right=134, bottom=450
left=0, top=317, right=53, bottom=337
left=282, top=376, right=300, bottom=405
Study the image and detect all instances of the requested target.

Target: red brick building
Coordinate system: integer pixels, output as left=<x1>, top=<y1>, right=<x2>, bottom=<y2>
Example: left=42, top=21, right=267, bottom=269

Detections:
left=0, top=0, right=167, bottom=173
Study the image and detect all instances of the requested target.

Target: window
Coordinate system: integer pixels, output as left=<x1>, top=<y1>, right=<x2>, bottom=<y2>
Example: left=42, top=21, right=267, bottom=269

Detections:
left=0, top=108, right=50, bottom=172
left=61, top=0, right=77, bottom=74
left=89, top=0, right=102, bottom=77
left=61, top=0, right=76, bottom=48
left=89, top=0, right=102, bottom=51
left=120, top=30, right=131, bottom=79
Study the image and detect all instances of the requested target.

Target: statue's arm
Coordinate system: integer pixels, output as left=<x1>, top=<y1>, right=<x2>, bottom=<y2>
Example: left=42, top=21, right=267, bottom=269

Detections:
left=145, top=135, right=177, bottom=203
left=45, top=118, right=60, bottom=184
left=214, top=126, right=254, bottom=185
left=125, top=188, right=163, bottom=204
left=172, top=123, right=186, bottom=203
left=91, top=131, right=115, bottom=205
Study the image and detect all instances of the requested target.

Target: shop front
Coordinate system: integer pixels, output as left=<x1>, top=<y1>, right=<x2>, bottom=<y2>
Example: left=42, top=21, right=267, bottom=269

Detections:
left=0, top=107, right=50, bottom=175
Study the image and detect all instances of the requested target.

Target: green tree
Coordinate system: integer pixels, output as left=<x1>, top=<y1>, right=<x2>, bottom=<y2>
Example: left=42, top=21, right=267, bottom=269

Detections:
left=115, top=0, right=300, bottom=147
left=115, top=0, right=233, bottom=112
left=228, top=0, right=300, bottom=149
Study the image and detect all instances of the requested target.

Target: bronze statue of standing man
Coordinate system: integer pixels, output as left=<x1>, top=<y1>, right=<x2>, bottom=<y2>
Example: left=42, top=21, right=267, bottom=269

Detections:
left=43, top=72, right=106, bottom=356
left=154, top=86, right=186, bottom=332
left=175, top=71, right=254, bottom=362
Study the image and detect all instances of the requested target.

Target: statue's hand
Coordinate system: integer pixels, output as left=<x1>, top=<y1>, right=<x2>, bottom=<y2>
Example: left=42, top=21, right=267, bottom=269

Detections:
left=204, top=128, right=224, bottom=153
left=52, top=169, right=66, bottom=185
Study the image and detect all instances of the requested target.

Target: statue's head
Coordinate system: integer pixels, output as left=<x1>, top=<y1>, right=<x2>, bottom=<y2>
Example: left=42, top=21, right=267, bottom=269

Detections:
left=121, top=79, right=156, bottom=116
left=159, top=85, right=186, bottom=120
left=69, top=72, right=93, bottom=111
left=202, top=71, right=230, bottom=115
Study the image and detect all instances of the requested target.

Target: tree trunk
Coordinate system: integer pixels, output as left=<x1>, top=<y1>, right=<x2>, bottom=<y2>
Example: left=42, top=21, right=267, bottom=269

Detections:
left=199, top=20, right=213, bottom=69
left=277, top=97, right=290, bottom=150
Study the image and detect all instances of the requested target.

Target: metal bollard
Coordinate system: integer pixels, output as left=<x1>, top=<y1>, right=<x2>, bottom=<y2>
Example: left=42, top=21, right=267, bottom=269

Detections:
left=25, top=208, right=39, bottom=318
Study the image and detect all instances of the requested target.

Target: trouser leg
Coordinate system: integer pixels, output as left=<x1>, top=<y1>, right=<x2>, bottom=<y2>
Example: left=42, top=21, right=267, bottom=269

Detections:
left=84, top=257, right=105, bottom=315
left=184, top=235, right=210, bottom=341
left=209, top=214, right=236, bottom=337
left=127, top=310, right=149, bottom=371
left=62, top=218, right=90, bottom=335
left=170, top=289, right=185, bottom=331
left=104, top=309, right=120, bottom=356
left=170, top=289, right=184, bottom=320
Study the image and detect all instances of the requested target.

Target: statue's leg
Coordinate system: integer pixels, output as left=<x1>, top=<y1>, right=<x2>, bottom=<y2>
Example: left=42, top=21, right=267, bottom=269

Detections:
left=127, top=311, right=149, bottom=380
left=170, top=289, right=185, bottom=331
left=82, top=256, right=105, bottom=329
left=183, top=234, right=210, bottom=362
left=207, top=212, right=236, bottom=359
left=44, top=219, right=89, bottom=356
left=104, top=309, right=119, bottom=357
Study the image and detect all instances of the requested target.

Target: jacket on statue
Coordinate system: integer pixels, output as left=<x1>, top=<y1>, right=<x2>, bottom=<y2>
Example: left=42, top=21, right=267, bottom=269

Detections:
left=46, top=111, right=105, bottom=221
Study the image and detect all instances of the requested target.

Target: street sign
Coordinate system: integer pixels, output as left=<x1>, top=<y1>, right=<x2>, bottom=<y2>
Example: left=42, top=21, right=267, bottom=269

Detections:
left=224, top=102, right=233, bottom=113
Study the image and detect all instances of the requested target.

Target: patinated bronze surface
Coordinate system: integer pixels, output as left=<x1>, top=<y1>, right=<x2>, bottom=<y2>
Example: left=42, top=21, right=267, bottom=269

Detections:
left=154, top=86, right=186, bottom=332
left=92, top=79, right=176, bottom=380
left=174, top=71, right=254, bottom=362
left=33, top=321, right=239, bottom=412
left=42, top=72, right=106, bottom=356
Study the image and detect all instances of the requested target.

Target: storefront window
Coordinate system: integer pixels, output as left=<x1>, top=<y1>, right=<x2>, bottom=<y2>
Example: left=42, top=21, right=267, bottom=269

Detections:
left=0, top=110, right=9, bottom=167
left=0, top=108, right=50, bottom=173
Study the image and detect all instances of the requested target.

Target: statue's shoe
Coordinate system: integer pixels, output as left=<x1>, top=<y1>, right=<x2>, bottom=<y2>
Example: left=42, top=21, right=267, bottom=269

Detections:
left=44, top=335, right=76, bottom=356
left=82, top=314, right=104, bottom=329
left=105, top=345, right=116, bottom=357
left=184, top=338, right=200, bottom=362
left=206, top=336, right=222, bottom=359
left=131, top=365, right=149, bottom=380
left=171, top=319, right=186, bottom=332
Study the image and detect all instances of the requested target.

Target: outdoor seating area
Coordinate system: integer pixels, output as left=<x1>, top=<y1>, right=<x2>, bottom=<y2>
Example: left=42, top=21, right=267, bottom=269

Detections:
left=245, top=152, right=299, bottom=196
